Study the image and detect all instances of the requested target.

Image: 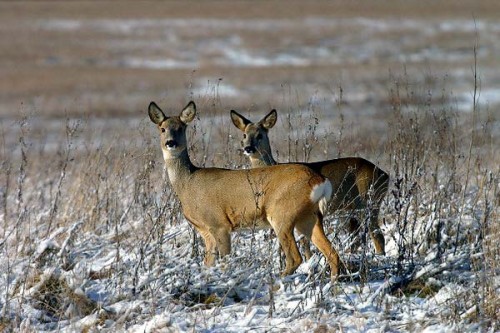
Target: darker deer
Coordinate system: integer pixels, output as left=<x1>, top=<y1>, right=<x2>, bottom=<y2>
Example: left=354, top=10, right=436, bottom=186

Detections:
left=231, top=109, right=389, bottom=255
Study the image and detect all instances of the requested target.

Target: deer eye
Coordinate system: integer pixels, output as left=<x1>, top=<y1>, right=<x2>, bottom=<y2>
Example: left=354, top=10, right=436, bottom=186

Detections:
left=161, top=128, right=166, bottom=133
left=243, top=134, right=247, bottom=139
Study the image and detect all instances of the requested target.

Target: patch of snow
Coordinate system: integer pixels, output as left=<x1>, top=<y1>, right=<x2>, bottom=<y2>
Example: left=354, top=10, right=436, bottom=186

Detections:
left=123, top=57, right=196, bottom=70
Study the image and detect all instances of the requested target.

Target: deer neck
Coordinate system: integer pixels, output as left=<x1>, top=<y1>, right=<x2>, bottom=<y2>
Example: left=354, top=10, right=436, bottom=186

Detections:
left=250, top=150, right=277, bottom=168
left=163, top=148, right=196, bottom=194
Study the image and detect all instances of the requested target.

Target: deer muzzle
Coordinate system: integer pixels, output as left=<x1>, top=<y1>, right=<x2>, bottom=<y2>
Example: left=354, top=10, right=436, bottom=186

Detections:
left=165, top=140, right=178, bottom=149
left=243, top=146, right=256, bottom=155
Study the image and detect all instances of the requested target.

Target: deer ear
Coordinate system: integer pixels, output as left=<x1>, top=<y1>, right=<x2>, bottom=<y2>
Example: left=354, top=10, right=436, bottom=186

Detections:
left=230, top=110, right=251, bottom=131
left=148, top=102, right=167, bottom=125
left=260, top=109, right=277, bottom=129
left=180, top=101, right=196, bottom=124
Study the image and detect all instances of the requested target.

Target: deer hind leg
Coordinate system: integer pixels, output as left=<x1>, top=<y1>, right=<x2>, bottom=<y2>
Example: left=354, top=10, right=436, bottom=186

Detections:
left=299, top=238, right=313, bottom=261
left=296, top=215, right=340, bottom=280
left=354, top=172, right=386, bottom=255
left=293, top=217, right=313, bottom=260
left=272, top=225, right=302, bottom=277
left=368, top=208, right=385, bottom=255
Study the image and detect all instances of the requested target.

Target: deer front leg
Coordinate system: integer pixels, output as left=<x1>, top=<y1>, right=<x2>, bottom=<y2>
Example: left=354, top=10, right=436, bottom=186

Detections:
left=198, top=229, right=217, bottom=266
left=212, top=227, right=231, bottom=258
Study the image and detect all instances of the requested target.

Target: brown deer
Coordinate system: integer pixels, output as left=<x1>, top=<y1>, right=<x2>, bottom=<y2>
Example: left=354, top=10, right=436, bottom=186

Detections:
left=231, top=109, right=389, bottom=255
left=148, top=101, right=341, bottom=279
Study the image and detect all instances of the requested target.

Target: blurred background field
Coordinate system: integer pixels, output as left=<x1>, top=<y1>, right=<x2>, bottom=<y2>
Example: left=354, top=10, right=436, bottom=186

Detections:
left=2, top=4, right=500, bottom=116
left=1, top=1, right=499, bottom=161
left=0, top=1, right=498, bottom=331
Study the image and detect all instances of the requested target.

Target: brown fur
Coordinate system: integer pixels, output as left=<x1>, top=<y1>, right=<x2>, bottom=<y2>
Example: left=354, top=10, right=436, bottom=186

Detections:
left=149, top=101, right=340, bottom=279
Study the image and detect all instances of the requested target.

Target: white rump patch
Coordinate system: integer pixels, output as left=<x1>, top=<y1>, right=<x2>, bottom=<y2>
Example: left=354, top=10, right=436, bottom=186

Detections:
left=310, top=179, right=333, bottom=215
left=310, top=179, right=333, bottom=203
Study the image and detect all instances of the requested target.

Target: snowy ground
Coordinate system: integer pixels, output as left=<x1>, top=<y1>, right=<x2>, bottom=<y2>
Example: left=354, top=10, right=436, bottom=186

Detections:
left=2, top=206, right=496, bottom=332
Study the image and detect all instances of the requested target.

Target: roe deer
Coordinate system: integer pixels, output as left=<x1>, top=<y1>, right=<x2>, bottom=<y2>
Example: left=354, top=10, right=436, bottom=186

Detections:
left=149, top=101, right=341, bottom=279
left=231, top=109, right=389, bottom=255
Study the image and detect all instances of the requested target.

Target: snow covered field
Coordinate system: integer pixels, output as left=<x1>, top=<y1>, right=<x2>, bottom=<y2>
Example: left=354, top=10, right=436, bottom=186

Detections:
left=0, top=1, right=499, bottom=332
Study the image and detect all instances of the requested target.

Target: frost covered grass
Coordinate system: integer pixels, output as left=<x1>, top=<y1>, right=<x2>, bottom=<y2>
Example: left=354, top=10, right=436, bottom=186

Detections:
left=0, top=72, right=498, bottom=332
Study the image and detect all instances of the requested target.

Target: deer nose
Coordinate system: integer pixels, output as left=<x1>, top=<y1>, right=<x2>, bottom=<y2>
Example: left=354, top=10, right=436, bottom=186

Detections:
left=243, top=146, right=256, bottom=154
left=165, top=140, right=177, bottom=148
